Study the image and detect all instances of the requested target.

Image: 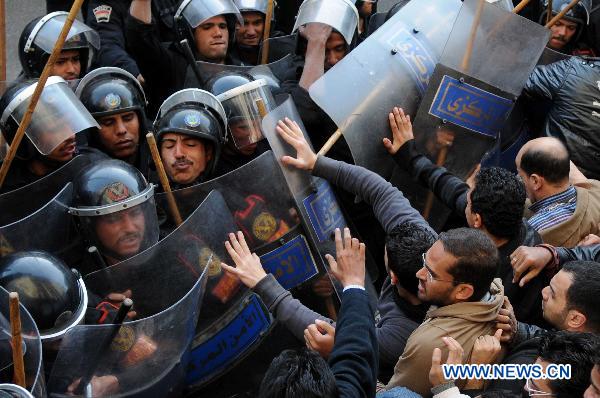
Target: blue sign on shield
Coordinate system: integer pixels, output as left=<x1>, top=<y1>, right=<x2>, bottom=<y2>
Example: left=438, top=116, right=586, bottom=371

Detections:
left=429, top=75, right=513, bottom=138
left=303, top=181, right=347, bottom=243
left=260, top=235, right=319, bottom=290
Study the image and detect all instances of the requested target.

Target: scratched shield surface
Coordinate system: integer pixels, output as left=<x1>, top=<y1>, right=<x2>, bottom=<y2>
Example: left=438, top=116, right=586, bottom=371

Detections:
left=390, top=0, right=550, bottom=230
left=0, top=286, right=46, bottom=397
left=48, top=268, right=207, bottom=398
left=309, top=0, right=463, bottom=180
left=0, top=183, right=82, bottom=264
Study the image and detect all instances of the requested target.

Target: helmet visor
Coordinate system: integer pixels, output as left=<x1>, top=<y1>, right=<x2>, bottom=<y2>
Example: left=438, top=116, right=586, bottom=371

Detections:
left=217, top=79, right=275, bottom=149
left=28, top=12, right=100, bottom=54
left=176, top=0, right=243, bottom=29
left=6, top=78, right=99, bottom=155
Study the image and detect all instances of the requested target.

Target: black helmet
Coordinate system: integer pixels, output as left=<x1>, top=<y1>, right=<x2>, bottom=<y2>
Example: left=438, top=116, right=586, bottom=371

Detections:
left=539, top=0, right=591, bottom=26
left=69, top=159, right=159, bottom=263
left=75, top=67, right=147, bottom=119
left=0, top=251, right=87, bottom=343
left=0, top=76, right=98, bottom=160
left=18, top=12, right=100, bottom=79
left=154, top=89, right=227, bottom=177
left=174, top=0, right=243, bottom=59
left=212, top=74, right=275, bottom=150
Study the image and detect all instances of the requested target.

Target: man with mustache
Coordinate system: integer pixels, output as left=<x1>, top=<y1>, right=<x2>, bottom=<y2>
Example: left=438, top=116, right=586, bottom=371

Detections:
left=539, top=0, right=595, bottom=56
left=0, top=78, right=103, bottom=193
left=153, top=89, right=227, bottom=189
left=126, top=0, right=243, bottom=109
left=69, top=159, right=160, bottom=267
left=77, top=67, right=151, bottom=175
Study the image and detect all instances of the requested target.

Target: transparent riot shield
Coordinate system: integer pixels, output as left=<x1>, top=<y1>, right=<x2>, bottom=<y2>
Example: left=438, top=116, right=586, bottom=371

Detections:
left=185, top=54, right=295, bottom=90
left=47, top=269, right=207, bottom=397
left=0, top=287, right=45, bottom=398
left=155, top=152, right=320, bottom=292
left=392, top=0, right=550, bottom=229
left=309, top=0, right=463, bottom=180
left=537, top=47, right=571, bottom=66
left=84, top=190, right=273, bottom=389
left=0, top=183, right=82, bottom=264
left=0, top=155, right=92, bottom=226
left=258, top=34, right=298, bottom=64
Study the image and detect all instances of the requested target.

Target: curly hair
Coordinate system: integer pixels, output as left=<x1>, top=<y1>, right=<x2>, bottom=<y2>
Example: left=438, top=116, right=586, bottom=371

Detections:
left=385, top=223, right=436, bottom=295
left=470, top=167, right=526, bottom=240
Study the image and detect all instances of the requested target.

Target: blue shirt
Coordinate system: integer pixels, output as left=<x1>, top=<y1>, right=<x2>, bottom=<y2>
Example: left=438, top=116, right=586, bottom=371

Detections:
left=528, top=187, right=577, bottom=232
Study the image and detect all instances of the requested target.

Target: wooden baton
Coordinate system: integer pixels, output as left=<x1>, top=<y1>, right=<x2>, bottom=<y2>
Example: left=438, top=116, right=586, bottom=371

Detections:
left=260, top=0, right=275, bottom=65
left=9, top=292, right=26, bottom=388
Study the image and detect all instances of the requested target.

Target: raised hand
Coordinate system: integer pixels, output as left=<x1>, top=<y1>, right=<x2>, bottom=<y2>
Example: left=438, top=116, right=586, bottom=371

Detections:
left=325, top=228, right=366, bottom=288
left=304, top=319, right=336, bottom=359
left=383, top=107, right=414, bottom=155
left=277, top=117, right=318, bottom=171
left=221, top=231, right=267, bottom=289
left=428, top=336, right=464, bottom=387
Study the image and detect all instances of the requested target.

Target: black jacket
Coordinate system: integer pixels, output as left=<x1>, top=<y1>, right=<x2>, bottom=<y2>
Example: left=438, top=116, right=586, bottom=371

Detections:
left=394, top=140, right=549, bottom=326
left=557, top=243, right=600, bottom=264
left=523, top=57, right=600, bottom=179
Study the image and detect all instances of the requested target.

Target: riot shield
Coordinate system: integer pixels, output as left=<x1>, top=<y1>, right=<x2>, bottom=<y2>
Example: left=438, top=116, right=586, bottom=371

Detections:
left=185, top=54, right=295, bottom=90
left=47, top=268, right=207, bottom=397
left=0, top=184, right=82, bottom=264
left=155, top=151, right=320, bottom=292
left=84, top=190, right=273, bottom=389
left=309, top=0, right=463, bottom=180
left=0, top=155, right=91, bottom=226
left=391, top=0, right=549, bottom=229
left=0, top=287, right=45, bottom=398
left=537, top=46, right=571, bottom=66
left=258, top=34, right=298, bottom=64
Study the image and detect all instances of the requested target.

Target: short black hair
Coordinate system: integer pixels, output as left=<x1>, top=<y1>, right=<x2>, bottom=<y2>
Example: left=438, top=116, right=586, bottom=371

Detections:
left=438, top=228, right=498, bottom=301
left=520, top=141, right=570, bottom=184
left=258, top=348, right=338, bottom=398
left=538, top=331, right=600, bottom=398
left=385, top=223, right=436, bottom=295
left=470, top=167, right=525, bottom=240
left=562, top=261, right=600, bottom=333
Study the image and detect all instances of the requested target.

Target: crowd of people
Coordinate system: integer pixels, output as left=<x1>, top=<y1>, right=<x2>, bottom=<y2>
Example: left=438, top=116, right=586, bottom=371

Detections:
left=0, top=0, right=600, bottom=397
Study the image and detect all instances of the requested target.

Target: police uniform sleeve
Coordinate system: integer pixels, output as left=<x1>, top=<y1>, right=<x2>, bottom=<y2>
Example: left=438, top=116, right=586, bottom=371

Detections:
left=86, top=0, right=140, bottom=76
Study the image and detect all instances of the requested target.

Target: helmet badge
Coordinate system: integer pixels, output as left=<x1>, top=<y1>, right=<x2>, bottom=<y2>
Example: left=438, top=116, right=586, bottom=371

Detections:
left=100, top=182, right=131, bottom=205
left=104, top=93, right=122, bottom=110
left=184, top=112, right=202, bottom=128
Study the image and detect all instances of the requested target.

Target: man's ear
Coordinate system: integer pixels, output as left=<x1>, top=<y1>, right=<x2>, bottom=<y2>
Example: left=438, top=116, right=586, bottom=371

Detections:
left=530, top=174, right=543, bottom=191
left=472, top=212, right=483, bottom=229
left=566, top=309, right=587, bottom=331
left=206, top=143, right=214, bottom=162
left=454, top=284, right=474, bottom=302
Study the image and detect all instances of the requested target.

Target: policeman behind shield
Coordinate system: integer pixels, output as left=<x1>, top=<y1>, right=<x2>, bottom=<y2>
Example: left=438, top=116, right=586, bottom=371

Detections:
left=126, top=0, right=244, bottom=110
left=539, top=0, right=596, bottom=56
left=18, top=12, right=100, bottom=81
left=76, top=67, right=151, bottom=175
left=153, top=89, right=227, bottom=189
left=0, top=77, right=104, bottom=194
left=69, top=159, right=160, bottom=268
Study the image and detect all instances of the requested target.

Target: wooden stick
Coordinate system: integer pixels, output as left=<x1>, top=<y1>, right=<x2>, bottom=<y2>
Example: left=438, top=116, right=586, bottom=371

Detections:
left=460, top=0, right=486, bottom=73
left=325, top=296, right=337, bottom=321
left=0, top=0, right=85, bottom=189
left=146, top=133, right=183, bottom=227
left=260, top=0, right=275, bottom=65
left=545, top=0, right=581, bottom=27
left=317, top=129, right=342, bottom=156
left=255, top=98, right=268, bottom=118
left=422, top=145, right=451, bottom=220
left=512, top=0, right=533, bottom=13
left=547, top=0, right=553, bottom=24
left=0, top=0, right=5, bottom=81
left=9, top=292, right=26, bottom=388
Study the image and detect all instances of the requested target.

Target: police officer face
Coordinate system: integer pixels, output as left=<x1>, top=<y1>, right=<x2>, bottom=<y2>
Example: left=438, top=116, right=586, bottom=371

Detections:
left=236, top=12, right=265, bottom=47
left=548, top=18, right=578, bottom=50
left=95, top=206, right=146, bottom=264
left=52, top=50, right=81, bottom=81
left=160, top=133, right=213, bottom=185
left=194, top=15, right=229, bottom=63
left=229, top=118, right=261, bottom=156
left=325, top=32, right=347, bottom=71
left=97, top=111, right=140, bottom=160
left=45, top=134, right=77, bottom=163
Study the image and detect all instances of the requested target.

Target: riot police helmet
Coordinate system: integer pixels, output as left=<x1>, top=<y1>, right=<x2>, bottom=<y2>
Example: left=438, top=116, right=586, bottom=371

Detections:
left=0, top=77, right=99, bottom=160
left=154, top=89, right=227, bottom=178
left=174, top=0, right=243, bottom=57
left=539, top=0, right=591, bottom=26
left=18, top=12, right=100, bottom=79
left=69, top=159, right=159, bottom=264
left=0, top=251, right=88, bottom=342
